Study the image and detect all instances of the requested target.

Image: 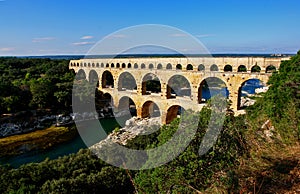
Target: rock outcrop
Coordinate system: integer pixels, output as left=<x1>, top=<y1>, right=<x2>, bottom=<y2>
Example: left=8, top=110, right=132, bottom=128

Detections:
left=90, top=117, right=161, bottom=150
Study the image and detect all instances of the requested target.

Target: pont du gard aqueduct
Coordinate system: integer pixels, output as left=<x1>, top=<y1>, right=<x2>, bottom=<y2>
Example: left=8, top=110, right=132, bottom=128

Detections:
left=69, top=56, right=289, bottom=124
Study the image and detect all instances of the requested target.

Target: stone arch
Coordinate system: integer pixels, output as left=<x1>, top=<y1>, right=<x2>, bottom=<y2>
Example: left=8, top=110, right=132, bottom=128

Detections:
left=96, top=63, right=99, bottom=67
left=266, top=65, right=276, bottom=73
left=166, top=105, right=184, bottom=124
left=101, top=70, right=114, bottom=88
left=237, top=78, right=266, bottom=110
left=88, top=63, right=91, bottom=67
left=118, top=72, right=137, bottom=91
left=127, top=63, right=132, bottom=68
left=210, top=64, right=218, bottom=71
left=186, top=64, right=193, bottom=70
left=101, top=63, right=104, bottom=68
left=166, top=63, right=172, bottom=70
left=198, top=77, right=229, bottom=103
left=198, top=64, right=205, bottom=71
left=142, top=101, right=160, bottom=118
left=76, top=69, right=86, bottom=80
left=224, top=64, right=232, bottom=72
left=238, top=65, right=247, bottom=72
left=111, top=63, right=115, bottom=68
left=92, top=63, right=95, bottom=67
left=106, top=63, right=109, bottom=68
left=77, top=63, right=80, bottom=67
left=116, top=63, right=120, bottom=68
left=176, top=64, right=182, bottom=70
left=141, top=63, right=146, bottom=69
left=167, top=75, right=191, bottom=99
left=134, top=63, right=138, bottom=69
left=122, top=63, right=126, bottom=68
left=88, top=70, right=99, bottom=87
left=251, top=65, right=261, bottom=73
left=149, top=63, right=154, bottom=69
left=118, top=96, right=137, bottom=116
left=157, top=63, right=162, bottom=69
left=142, top=73, right=161, bottom=95
left=84, top=63, right=87, bottom=67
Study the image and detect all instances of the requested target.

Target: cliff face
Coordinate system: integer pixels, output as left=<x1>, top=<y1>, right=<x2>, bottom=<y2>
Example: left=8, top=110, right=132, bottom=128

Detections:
left=91, top=117, right=161, bottom=148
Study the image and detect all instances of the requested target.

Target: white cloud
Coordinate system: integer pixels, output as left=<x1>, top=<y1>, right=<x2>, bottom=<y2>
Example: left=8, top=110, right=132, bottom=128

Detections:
left=0, top=47, right=15, bottom=51
left=80, top=36, right=94, bottom=40
left=32, top=37, right=55, bottom=43
left=72, top=41, right=95, bottom=46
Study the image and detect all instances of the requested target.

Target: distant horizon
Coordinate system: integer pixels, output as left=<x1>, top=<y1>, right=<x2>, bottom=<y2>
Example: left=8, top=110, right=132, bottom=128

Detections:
left=1, top=1, right=299, bottom=56
left=0, top=52, right=296, bottom=58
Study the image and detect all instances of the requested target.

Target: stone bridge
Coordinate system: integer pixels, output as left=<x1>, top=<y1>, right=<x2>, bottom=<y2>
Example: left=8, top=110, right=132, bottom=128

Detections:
left=69, top=56, right=289, bottom=124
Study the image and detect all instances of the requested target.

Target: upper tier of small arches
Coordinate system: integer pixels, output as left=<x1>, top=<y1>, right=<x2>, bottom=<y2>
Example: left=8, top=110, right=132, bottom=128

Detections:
left=69, top=61, right=278, bottom=73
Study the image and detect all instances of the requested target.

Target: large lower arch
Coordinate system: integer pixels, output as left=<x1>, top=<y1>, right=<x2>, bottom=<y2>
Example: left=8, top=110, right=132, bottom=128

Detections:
left=102, top=71, right=114, bottom=88
left=76, top=69, right=86, bottom=80
left=237, top=78, right=266, bottom=110
left=88, top=70, right=99, bottom=86
left=118, top=72, right=137, bottom=91
left=142, top=101, right=160, bottom=118
left=167, top=75, right=191, bottom=99
left=198, top=77, right=229, bottom=103
left=142, top=73, right=161, bottom=95
left=118, top=96, right=137, bottom=116
left=166, top=105, right=184, bottom=124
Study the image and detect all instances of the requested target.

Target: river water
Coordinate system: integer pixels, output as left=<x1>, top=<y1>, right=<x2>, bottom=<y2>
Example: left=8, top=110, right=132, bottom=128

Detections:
left=0, top=80, right=263, bottom=168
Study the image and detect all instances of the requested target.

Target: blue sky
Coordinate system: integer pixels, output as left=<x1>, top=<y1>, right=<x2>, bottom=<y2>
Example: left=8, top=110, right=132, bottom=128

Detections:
left=0, top=0, right=299, bottom=56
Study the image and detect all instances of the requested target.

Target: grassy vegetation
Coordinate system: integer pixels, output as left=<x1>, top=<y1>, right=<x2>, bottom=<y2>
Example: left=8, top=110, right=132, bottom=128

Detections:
left=0, top=125, right=78, bottom=157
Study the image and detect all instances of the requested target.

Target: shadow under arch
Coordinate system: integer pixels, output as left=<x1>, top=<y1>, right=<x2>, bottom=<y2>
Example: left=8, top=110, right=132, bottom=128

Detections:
left=142, top=101, right=161, bottom=118
left=88, top=70, right=99, bottom=87
left=266, top=65, right=276, bottom=73
left=224, top=64, right=232, bottom=72
left=142, top=73, right=161, bottom=95
left=166, top=105, right=185, bottom=124
left=102, top=70, right=114, bottom=88
left=167, top=75, right=191, bottom=99
left=118, top=96, right=137, bottom=117
left=100, top=93, right=114, bottom=117
left=76, top=69, right=87, bottom=80
left=118, top=72, right=137, bottom=91
left=251, top=65, right=261, bottom=73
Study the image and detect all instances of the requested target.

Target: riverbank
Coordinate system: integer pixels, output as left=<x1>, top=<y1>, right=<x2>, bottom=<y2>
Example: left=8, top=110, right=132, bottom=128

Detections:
left=0, top=124, right=78, bottom=158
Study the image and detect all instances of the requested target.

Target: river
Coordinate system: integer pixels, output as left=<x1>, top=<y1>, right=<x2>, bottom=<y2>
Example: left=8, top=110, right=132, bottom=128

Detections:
left=0, top=80, right=263, bottom=168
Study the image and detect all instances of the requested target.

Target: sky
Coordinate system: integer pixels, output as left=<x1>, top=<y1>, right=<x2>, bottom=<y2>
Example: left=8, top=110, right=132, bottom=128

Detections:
left=0, top=0, right=299, bottom=56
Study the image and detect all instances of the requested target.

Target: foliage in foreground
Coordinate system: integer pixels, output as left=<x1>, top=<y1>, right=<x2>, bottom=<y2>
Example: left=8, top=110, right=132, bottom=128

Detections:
left=130, top=107, right=247, bottom=193
left=1, top=51, right=300, bottom=193
left=0, top=149, right=134, bottom=194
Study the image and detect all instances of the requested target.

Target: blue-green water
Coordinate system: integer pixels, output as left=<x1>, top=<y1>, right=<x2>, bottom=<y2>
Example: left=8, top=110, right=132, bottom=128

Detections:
left=0, top=116, right=130, bottom=168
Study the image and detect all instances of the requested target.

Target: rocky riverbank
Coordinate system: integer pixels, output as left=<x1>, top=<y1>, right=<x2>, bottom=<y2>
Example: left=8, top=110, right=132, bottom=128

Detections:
left=91, top=117, right=161, bottom=149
